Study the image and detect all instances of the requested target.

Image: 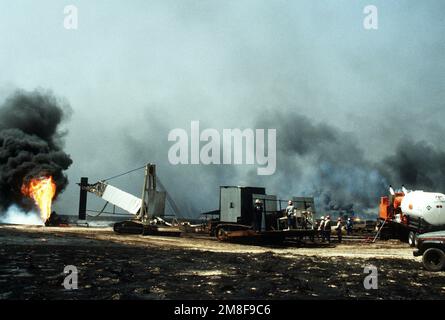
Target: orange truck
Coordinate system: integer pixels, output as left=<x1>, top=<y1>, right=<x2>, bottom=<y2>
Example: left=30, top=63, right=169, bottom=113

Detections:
left=378, top=185, right=445, bottom=246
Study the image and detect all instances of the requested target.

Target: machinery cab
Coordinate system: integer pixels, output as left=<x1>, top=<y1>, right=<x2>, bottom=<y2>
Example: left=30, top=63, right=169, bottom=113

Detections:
left=379, top=192, right=405, bottom=222
left=219, top=186, right=266, bottom=226
left=219, top=186, right=315, bottom=231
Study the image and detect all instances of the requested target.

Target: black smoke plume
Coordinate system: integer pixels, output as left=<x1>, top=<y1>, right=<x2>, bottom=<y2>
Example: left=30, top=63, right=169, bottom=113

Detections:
left=0, top=89, right=73, bottom=212
left=381, top=139, right=445, bottom=191
left=257, top=111, right=445, bottom=215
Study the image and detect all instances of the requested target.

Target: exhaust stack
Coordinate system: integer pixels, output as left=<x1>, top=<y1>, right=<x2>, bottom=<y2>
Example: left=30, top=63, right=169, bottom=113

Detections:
left=389, top=185, right=395, bottom=196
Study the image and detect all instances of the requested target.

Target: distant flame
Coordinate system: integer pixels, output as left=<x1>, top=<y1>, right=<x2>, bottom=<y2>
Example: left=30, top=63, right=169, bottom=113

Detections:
left=21, top=176, right=56, bottom=223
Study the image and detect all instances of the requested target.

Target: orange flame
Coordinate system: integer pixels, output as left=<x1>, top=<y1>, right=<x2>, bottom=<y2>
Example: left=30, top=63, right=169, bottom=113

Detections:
left=21, top=176, right=56, bottom=223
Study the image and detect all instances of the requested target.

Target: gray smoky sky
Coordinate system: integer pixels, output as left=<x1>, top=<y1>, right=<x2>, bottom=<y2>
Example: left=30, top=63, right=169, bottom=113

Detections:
left=0, top=1, right=444, bottom=217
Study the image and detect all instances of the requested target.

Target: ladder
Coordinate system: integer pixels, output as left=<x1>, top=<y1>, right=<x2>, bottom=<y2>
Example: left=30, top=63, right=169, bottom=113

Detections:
left=372, top=219, right=387, bottom=243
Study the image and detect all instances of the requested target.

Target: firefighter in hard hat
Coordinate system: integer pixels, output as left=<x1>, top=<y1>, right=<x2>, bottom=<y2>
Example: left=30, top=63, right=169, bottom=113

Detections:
left=318, top=216, right=326, bottom=241
left=335, top=217, right=343, bottom=243
left=324, top=215, right=332, bottom=243
left=285, top=200, right=295, bottom=230
left=253, top=199, right=263, bottom=232
left=346, top=218, right=353, bottom=235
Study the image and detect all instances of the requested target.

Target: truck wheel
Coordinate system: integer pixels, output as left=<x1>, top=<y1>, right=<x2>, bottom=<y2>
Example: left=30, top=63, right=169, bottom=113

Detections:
left=408, top=231, right=416, bottom=247
left=216, top=227, right=228, bottom=241
left=422, top=248, right=445, bottom=272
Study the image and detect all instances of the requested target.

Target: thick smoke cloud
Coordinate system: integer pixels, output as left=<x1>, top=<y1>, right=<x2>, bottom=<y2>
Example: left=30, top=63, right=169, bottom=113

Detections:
left=0, top=89, right=73, bottom=212
left=381, top=139, right=445, bottom=192
left=256, top=112, right=388, bottom=214
left=256, top=112, right=445, bottom=215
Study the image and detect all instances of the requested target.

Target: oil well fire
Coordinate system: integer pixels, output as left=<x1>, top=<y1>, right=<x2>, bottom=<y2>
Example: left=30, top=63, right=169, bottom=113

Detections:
left=20, top=176, right=56, bottom=223
left=0, top=90, right=72, bottom=225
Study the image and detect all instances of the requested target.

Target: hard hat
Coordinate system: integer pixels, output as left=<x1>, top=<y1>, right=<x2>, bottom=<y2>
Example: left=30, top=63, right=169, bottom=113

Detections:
left=320, top=216, right=325, bottom=219
left=338, top=217, right=341, bottom=221
left=288, top=200, right=293, bottom=205
left=255, top=199, right=261, bottom=204
left=327, top=215, right=330, bottom=219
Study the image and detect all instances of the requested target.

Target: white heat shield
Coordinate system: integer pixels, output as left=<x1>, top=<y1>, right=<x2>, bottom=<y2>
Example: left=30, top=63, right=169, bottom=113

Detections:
left=101, top=185, right=142, bottom=214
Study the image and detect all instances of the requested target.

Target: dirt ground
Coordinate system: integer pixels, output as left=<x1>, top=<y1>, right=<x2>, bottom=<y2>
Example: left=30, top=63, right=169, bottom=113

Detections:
left=0, top=224, right=444, bottom=300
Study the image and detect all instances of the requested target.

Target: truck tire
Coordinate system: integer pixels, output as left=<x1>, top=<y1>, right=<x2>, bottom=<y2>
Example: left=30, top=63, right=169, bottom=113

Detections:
left=422, top=248, right=445, bottom=272
left=408, top=231, right=416, bottom=247
left=216, top=227, right=228, bottom=241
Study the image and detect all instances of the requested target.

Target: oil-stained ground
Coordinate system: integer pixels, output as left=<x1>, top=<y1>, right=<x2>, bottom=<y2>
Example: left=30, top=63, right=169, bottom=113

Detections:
left=0, top=225, right=444, bottom=300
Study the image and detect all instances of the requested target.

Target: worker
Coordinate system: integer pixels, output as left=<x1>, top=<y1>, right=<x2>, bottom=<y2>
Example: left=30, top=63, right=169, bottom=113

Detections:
left=324, top=215, right=332, bottom=243
left=346, top=218, right=353, bottom=235
left=285, top=200, right=295, bottom=230
left=335, top=217, right=343, bottom=243
left=318, top=216, right=325, bottom=241
left=253, top=199, right=263, bottom=232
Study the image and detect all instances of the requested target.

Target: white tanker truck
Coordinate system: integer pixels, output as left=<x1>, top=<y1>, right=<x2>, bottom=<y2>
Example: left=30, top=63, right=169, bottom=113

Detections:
left=379, top=186, right=445, bottom=246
